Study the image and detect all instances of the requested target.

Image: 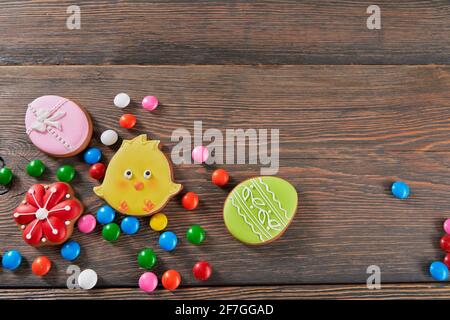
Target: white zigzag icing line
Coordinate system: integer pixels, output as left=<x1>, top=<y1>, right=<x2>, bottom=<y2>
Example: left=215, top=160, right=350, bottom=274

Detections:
left=258, top=177, right=289, bottom=220
left=230, top=195, right=266, bottom=241
left=251, top=180, right=287, bottom=227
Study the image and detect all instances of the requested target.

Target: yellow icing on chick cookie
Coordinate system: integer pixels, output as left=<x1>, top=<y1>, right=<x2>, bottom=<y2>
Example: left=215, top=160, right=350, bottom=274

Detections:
left=94, top=134, right=182, bottom=216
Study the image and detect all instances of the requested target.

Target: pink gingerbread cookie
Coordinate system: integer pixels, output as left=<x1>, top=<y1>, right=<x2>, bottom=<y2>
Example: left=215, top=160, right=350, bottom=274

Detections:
left=25, top=95, right=93, bottom=157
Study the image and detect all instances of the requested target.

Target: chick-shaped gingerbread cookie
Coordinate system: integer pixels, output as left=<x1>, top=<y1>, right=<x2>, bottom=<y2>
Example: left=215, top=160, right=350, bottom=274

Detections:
left=94, top=134, right=182, bottom=216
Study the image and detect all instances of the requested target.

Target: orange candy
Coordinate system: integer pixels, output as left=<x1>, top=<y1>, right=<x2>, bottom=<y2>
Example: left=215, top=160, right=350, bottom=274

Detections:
left=119, top=114, right=137, bottom=129
left=212, top=169, right=229, bottom=187
left=161, top=269, right=181, bottom=290
left=32, top=256, right=51, bottom=276
left=182, top=192, right=199, bottom=210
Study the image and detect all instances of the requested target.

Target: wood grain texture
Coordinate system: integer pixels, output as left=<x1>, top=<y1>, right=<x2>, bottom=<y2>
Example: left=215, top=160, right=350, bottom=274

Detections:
left=0, top=65, right=449, bottom=289
left=1, top=1, right=450, bottom=65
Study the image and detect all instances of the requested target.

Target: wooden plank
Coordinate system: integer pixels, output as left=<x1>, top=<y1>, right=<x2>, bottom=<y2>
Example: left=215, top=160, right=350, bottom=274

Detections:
left=1, top=1, right=450, bottom=65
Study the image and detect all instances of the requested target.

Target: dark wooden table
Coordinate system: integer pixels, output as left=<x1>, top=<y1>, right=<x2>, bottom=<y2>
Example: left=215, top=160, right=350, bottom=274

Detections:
left=1, top=0, right=450, bottom=299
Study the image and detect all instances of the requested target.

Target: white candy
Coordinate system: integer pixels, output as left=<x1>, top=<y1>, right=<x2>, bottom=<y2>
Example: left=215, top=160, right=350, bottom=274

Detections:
left=114, top=93, right=130, bottom=108
left=100, top=129, right=119, bottom=146
left=78, top=269, right=98, bottom=290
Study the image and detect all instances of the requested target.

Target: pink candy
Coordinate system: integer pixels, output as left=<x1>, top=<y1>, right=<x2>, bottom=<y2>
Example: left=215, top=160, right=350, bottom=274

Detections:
left=77, top=214, right=97, bottom=234
left=142, top=96, right=159, bottom=111
left=192, top=146, right=209, bottom=163
left=139, top=272, right=158, bottom=293
left=444, top=219, right=450, bottom=234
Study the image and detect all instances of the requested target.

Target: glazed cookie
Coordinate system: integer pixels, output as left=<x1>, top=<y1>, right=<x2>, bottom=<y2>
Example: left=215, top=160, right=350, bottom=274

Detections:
left=223, top=176, right=298, bottom=245
left=94, top=134, right=182, bottom=216
left=13, top=182, right=83, bottom=246
left=25, top=95, right=93, bottom=157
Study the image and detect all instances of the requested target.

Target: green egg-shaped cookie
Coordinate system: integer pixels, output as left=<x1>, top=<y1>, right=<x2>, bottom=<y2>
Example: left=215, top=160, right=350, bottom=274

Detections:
left=223, top=176, right=298, bottom=245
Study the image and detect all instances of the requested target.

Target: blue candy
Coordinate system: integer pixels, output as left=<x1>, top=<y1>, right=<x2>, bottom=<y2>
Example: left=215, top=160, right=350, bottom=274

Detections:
left=391, top=181, right=410, bottom=199
left=121, top=217, right=140, bottom=235
left=2, top=250, right=22, bottom=270
left=430, top=261, right=449, bottom=281
left=159, top=231, right=178, bottom=251
left=83, top=147, right=102, bottom=165
left=96, top=205, right=116, bottom=224
left=61, top=240, right=81, bottom=261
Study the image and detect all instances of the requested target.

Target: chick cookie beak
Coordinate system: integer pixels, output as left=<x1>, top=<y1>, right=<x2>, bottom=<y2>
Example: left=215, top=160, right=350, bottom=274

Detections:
left=134, top=181, right=145, bottom=191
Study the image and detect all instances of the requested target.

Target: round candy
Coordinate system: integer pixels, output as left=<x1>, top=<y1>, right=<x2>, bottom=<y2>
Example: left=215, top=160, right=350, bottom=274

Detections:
left=159, top=231, right=178, bottom=251
left=139, top=272, right=158, bottom=293
left=444, top=219, right=450, bottom=235
left=391, top=181, right=410, bottom=199
left=142, top=96, right=159, bottom=111
left=26, top=160, right=45, bottom=177
left=430, top=261, right=449, bottom=281
left=84, top=147, right=102, bottom=164
left=60, top=240, right=80, bottom=261
left=32, top=256, right=51, bottom=276
left=182, top=192, right=199, bottom=210
left=77, top=214, right=97, bottom=234
left=445, top=254, right=450, bottom=268
left=119, top=114, right=137, bottom=129
left=191, top=146, right=209, bottom=163
left=0, top=167, right=13, bottom=185
left=149, top=213, right=168, bottom=231
left=212, top=169, right=229, bottom=187
left=102, top=223, right=120, bottom=242
left=96, top=205, right=116, bottom=224
left=137, top=248, right=157, bottom=270
left=441, top=234, right=450, bottom=252
left=2, top=250, right=22, bottom=270
left=186, top=225, right=206, bottom=245
left=100, top=129, right=119, bottom=146
left=89, top=163, right=106, bottom=180
left=114, top=92, right=130, bottom=109
left=121, top=216, right=140, bottom=235
left=193, top=261, right=212, bottom=281
left=162, top=269, right=181, bottom=291
left=56, top=165, right=76, bottom=182
left=78, top=269, right=98, bottom=290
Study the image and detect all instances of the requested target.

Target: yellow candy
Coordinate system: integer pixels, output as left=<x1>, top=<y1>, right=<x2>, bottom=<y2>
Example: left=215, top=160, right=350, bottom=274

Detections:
left=150, top=213, right=168, bottom=231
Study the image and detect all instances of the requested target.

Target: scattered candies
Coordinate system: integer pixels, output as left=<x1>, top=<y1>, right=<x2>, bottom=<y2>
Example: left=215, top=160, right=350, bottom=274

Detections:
left=212, top=168, right=229, bottom=187
left=137, top=248, right=157, bottom=270
left=100, top=129, right=119, bottom=146
left=78, top=269, right=98, bottom=290
left=77, top=214, right=97, bottom=234
left=121, top=216, right=140, bottom=235
left=2, top=250, right=22, bottom=270
left=191, top=146, right=209, bottom=163
left=162, top=269, right=181, bottom=291
left=26, top=160, right=45, bottom=177
left=56, top=164, right=76, bottom=182
left=96, top=205, right=116, bottom=224
left=391, top=181, right=410, bottom=199
left=31, top=256, right=51, bottom=276
left=61, top=241, right=81, bottom=261
left=440, top=234, right=450, bottom=252
left=192, top=261, right=212, bottom=281
left=0, top=167, right=13, bottom=185
left=186, top=225, right=206, bottom=245
left=149, top=213, right=168, bottom=231
left=142, top=96, right=159, bottom=111
left=139, top=272, right=158, bottom=293
left=444, top=219, right=450, bottom=235
left=119, top=114, right=137, bottom=129
left=84, top=147, right=102, bottom=164
left=89, top=163, right=106, bottom=180
left=159, top=231, right=178, bottom=251
left=430, top=261, right=449, bottom=281
left=182, top=192, right=199, bottom=210
left=102, top=223, right=121, bottom=242
left=114, top=92, right=130, bottom=109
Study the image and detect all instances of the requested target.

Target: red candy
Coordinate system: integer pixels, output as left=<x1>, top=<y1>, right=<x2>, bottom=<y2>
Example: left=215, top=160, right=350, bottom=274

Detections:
left=212, top=169, right=229, bottom=187
left=440, top=235, right=450, bottom=252
left=182, top=192, right=199, bottom=210
left=161, top=269, right=181, bottom=291
left=444, top=254, right=450, bottom=268
left=32, top=256, right=51, bottom=276
left=192, top=261, right=212, bottom=281
left=89, top=163, right=106, bottom=180
left=119, top=114, right=136, bottom=129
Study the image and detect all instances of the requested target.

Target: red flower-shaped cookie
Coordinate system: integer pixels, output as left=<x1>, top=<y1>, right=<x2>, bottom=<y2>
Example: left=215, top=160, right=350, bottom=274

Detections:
left=13, top=182, right=83, bottom=246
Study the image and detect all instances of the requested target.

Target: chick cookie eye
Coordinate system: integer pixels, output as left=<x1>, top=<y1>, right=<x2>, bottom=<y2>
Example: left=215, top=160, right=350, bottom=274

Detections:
left=143, top=170, right=152, bottom=179
left=124, top=169, right=133, bottom=179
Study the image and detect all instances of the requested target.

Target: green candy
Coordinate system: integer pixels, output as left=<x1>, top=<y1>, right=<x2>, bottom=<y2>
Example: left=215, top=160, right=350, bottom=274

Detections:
left=57, top=165, right=75, bottom=182
left=102, top=223, right=120, bottom=242
left=0, top=167, right=13, bottom=185
left=137, top=248, right=157, bottom=269
left=26, top=160, right=45, bottom=177
left=186, top=225, right=206, bottom=245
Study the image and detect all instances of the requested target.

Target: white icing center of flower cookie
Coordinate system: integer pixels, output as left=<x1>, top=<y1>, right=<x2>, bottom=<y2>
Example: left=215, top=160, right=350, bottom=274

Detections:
left=35, top=208, right=49, bottom=220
